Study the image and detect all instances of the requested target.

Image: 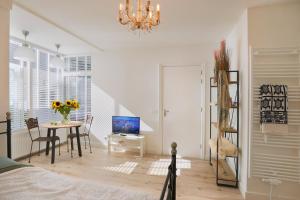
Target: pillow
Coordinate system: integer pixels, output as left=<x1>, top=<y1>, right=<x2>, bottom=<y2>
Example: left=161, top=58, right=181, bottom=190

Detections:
left=0, top=157, right=31, bottom=174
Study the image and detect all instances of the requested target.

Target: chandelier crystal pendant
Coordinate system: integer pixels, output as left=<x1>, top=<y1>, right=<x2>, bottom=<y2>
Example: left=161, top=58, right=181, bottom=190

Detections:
left=118, top=0, right=160, bottom=32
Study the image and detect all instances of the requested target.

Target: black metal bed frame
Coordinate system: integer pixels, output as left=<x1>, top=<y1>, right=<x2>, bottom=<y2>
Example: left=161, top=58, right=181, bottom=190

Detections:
left=0, top=112, right=12, bottom=158
left=160, top=142, right=177, bottom=200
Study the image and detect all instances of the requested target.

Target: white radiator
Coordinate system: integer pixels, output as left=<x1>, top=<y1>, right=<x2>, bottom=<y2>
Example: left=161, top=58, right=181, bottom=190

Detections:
left=0, top=127, right=102, bottom=159
left=11, top=128, right=67, bottom=159
left=250, top=47, right=300, bottom=183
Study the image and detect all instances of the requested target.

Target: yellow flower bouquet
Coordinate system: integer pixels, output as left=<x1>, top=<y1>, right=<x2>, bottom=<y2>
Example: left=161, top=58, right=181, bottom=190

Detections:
left=51, top=99, right=80, bottom=124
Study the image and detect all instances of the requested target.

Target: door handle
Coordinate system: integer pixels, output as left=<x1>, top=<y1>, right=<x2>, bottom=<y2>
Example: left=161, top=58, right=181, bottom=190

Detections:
left=164, top=109, right=170, bottom=117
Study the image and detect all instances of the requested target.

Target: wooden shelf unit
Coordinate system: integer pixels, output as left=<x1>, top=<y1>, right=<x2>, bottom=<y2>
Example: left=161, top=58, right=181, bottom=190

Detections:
left=209, top=70, right=240, bottom=188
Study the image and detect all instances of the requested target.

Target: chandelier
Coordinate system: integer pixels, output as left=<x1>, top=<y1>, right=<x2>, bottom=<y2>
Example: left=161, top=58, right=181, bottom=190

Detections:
left=118, top=0, right=160, bottom=32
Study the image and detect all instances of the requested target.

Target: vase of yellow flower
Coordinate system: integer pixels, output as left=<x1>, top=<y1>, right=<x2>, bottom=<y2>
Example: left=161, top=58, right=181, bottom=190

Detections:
left=51, top=99, right=80, bottom=124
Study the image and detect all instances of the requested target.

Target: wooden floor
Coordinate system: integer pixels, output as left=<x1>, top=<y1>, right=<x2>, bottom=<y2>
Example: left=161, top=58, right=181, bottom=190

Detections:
left=21, top=145, right=242, bottom=200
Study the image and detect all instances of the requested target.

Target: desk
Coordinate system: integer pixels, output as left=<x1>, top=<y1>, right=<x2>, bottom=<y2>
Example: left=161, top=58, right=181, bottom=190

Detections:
left=107, top=134, right=145, bottom=157
left=41, top=121, right=83, bottom=164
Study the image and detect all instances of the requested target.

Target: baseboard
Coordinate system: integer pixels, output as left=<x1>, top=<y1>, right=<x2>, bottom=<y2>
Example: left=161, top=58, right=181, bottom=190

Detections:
left=246, top=191, right=298, bottom=200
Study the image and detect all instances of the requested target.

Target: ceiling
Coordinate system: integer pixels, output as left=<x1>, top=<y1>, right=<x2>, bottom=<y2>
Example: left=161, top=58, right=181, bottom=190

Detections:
left=10, top=0, right=297, bottom=54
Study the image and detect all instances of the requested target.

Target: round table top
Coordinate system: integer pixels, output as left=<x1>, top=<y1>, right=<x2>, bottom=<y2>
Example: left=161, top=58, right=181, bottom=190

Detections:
left=41, top=121, right=83, bottom=129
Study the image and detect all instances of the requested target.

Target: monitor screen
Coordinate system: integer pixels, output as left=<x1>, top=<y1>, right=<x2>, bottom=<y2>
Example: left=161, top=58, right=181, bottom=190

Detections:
left=112, top=116, right=140, bottom=134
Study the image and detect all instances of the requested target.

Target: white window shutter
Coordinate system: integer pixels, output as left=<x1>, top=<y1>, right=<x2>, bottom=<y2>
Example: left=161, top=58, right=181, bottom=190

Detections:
left=9, top=40, right=92, bottom=131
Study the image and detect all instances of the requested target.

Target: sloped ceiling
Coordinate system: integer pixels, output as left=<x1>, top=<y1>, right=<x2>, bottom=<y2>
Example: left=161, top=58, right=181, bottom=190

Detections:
left=11, top=0, right=298, bottom=53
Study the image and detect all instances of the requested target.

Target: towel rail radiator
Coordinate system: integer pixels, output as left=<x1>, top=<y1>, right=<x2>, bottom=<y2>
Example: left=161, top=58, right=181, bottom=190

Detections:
left=250, top=47, right=300, bottom=183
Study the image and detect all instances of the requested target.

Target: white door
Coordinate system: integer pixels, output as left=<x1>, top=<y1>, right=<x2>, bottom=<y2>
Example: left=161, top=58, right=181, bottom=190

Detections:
left=162, top=66, right=204, bottom=158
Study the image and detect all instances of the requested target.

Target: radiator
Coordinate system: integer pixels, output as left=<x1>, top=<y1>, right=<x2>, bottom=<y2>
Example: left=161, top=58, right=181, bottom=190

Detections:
left=250, top=47, right=300, bottom=183
left=0, top=128, right=102, bottom=159
left=11, top=128, right=67, bottom=159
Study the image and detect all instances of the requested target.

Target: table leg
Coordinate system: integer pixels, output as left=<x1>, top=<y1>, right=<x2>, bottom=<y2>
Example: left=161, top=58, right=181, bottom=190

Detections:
left=140, top=139, right=144, bottom=157
left=46, top=128, right=51, bottom=155
left=51, top=129, right=56, bottom=164
left=70, top=128, right=74, bottom=150
left=108, top=135, right=111, bottom=154
left=76, top=126, right=82, bottom=157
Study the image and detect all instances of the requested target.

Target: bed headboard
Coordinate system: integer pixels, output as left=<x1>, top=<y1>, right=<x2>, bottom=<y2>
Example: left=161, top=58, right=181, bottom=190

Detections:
left=0, top=112, right=11, bottom=158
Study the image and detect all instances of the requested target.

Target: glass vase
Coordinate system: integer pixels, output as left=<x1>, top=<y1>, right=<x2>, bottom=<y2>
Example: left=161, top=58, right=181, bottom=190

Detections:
left=61, top=113, right=70, bottom=124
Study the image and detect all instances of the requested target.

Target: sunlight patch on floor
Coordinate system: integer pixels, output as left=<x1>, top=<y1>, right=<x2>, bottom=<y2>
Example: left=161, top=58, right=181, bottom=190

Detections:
left=147, top=158, right=191, bottom=176
left=103, top=161, right=138, bottom=174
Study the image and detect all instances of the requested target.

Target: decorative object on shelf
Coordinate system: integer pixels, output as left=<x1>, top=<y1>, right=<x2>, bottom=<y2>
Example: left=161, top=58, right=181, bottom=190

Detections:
left=50, top=44, right=65, bottom=68
left=118, top=0, right=160, bottom=32
left=217, top=70, right=231, bottom=138
left=51, top=100, right=80, bottom=124
left=209, top=137, right=238, bottom=159
left=13, top=30, right=35, bottom=62
left=213, top=40, right=230, bottom=83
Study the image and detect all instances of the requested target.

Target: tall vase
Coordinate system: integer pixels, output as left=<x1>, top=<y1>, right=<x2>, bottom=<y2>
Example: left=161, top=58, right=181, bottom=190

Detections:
left=61, top=113, right=70, bottom=124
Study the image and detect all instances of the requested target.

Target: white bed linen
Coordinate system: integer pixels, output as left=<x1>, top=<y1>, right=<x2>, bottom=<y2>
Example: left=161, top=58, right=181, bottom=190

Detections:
left=0, top=167, right=157, bottom=200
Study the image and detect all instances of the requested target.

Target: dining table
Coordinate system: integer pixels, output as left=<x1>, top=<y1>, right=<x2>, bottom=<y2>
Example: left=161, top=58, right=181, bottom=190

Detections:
left=41, top=121, right=83, bottom=164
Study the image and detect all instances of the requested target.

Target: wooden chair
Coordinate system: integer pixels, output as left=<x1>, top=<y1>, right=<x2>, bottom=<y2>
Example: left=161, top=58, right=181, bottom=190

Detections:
left=67, top=115, right=93, bottom=157
left=25, top=118, right=61, bottom=163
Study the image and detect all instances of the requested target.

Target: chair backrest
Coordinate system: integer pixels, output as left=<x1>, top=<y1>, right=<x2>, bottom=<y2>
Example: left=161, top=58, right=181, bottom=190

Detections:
left=25, top=118, right=40, bottom=141
left=84, top=115, right=93, bottom=135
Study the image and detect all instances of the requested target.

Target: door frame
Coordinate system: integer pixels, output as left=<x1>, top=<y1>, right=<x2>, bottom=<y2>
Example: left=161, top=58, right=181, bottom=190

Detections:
left=158, top=64, right=206, bottom=159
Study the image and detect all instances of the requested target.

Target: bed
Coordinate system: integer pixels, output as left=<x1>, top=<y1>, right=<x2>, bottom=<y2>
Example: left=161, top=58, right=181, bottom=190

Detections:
left=0, top=112, right=177, bottom=200
left=0, top=158, right=156, bottom=200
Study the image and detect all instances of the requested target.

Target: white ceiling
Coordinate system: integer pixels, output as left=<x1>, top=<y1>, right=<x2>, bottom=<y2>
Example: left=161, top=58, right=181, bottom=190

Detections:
left=10, top=0, right=297, bottom=54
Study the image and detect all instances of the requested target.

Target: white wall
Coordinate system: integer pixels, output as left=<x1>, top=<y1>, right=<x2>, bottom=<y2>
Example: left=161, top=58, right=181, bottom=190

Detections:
left=0, top=0, right=11, bottom=156
left=91, top=45, right=216, bottom=155
left=249, top=2, right=300, bottom=48
left=226, top=10, right=249, bottom=198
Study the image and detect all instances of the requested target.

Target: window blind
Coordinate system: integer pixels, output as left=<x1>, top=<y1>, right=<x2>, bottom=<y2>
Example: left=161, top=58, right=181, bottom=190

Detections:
left=9, top=40, right=92, bottom=131
left=9, top=41, right=29, bottom=130
left=64, top=56, right=92, bottom=121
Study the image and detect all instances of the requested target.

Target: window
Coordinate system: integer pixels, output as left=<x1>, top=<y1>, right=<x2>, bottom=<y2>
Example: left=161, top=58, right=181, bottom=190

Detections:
left=64, top=56, right=92, bottom=121
left=9, top=40, right=92, bottom=131
left=9, top=41, right=30, bottom=130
